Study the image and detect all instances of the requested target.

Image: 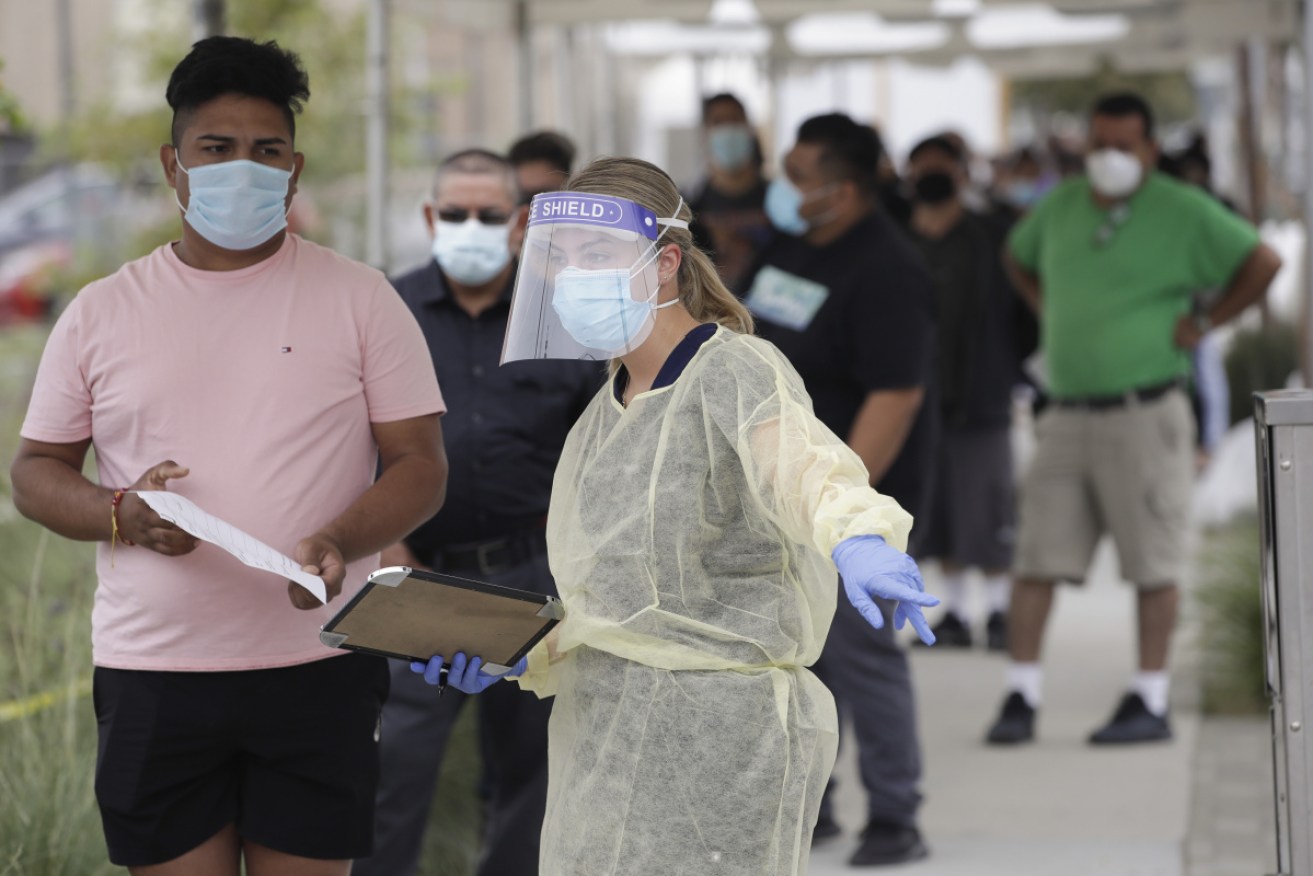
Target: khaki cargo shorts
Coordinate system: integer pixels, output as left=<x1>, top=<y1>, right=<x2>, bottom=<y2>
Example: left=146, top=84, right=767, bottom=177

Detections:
left=1014, top=388, right=1195, bottom=588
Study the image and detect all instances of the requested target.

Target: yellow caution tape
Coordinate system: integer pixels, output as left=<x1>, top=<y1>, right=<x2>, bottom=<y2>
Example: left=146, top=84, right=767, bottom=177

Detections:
left=0, top=678, right=92, bottom=723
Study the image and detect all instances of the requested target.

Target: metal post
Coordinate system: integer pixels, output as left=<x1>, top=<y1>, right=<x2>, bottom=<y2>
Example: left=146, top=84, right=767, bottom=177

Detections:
left=192, top=0, right=226, bottom=42
left=515, top=0, right=533, bottom=133
left=1255, top=389, right=1313, bottom=876
left=54, top=0, right=75, bottom=122
left=365, top=0, right=390, bottom=269
left=1303, top=0, right=1313, bottom=387
left=54, top=0, right=79, bottom=249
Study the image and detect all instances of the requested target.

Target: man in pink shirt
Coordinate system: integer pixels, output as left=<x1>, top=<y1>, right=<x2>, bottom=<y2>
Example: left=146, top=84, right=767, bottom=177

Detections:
left=9, top=37, right=447, bottom=876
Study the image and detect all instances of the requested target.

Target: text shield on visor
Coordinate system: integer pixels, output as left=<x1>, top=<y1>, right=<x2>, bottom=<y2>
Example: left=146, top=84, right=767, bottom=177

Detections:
left=503, top=192, right=673, bottom=363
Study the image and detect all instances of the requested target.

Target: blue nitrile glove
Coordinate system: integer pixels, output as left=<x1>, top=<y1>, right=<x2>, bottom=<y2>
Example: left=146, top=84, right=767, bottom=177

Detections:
left=409, top=652, right=529, bottom=694
left=833, top=535, right=940, bottom=646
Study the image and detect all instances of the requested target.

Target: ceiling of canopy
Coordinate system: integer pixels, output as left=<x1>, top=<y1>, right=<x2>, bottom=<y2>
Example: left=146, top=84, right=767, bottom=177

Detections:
left=414, top=0, right=1298, bottom=77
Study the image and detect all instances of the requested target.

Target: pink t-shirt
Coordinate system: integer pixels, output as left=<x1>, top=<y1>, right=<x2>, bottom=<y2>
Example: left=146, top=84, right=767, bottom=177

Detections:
left=21, top=234, right=445, bottom=671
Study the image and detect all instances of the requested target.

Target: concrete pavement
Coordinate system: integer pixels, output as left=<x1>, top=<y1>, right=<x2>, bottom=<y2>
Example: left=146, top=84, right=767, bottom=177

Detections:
left=809, top=541, right=1210, bottom=875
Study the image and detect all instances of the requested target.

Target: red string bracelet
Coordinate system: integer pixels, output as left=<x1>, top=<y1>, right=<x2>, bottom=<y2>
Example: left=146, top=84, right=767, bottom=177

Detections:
left=111, top=490, right=135, bottom=547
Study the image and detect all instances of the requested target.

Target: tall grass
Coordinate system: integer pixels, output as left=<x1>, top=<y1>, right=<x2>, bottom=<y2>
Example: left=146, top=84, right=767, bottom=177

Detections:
left=0, top=523, right=108, bottom=876
left=1193, top=515, right=1266, bottom=715
left=0, top=324, right=112, bottom=874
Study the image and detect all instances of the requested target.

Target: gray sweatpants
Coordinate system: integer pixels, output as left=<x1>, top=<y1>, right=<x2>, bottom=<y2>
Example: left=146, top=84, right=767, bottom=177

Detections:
left=812, top=592, right=924, bottom=827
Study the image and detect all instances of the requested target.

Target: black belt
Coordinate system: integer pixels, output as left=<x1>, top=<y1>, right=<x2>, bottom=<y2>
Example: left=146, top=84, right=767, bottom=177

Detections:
left=428, top=528, right=547, bottom=577
left=1052, top=378, right=1184, bottom=411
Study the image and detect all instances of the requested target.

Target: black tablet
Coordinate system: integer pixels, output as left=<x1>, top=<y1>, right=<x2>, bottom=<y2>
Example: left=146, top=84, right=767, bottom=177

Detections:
left=319, top=566, right=564, bottom=673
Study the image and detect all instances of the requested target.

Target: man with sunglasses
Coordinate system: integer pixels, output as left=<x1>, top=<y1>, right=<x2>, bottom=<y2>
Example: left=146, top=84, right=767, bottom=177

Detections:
left=354, top=149, right=599, bottom=876
left=987, top=92, right=1282, bottom=747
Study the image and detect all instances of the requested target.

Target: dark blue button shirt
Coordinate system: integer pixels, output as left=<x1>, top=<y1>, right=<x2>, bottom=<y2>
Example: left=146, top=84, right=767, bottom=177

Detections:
left=390, top=260, right=603, bottom=555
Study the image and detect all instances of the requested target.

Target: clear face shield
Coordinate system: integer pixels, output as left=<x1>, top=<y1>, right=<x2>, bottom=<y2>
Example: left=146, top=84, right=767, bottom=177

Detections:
left=502, top=191, right=687, bottom=363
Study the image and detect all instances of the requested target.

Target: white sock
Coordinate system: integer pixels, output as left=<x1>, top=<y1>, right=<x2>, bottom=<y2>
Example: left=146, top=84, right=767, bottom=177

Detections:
left=940, top=569, right=969, bottom=622
left=1131, top=671, right=1171, bottom=716
left=1006, top=663, right=1043, bottom=708
left=984, top=574, right=1011, bottom=615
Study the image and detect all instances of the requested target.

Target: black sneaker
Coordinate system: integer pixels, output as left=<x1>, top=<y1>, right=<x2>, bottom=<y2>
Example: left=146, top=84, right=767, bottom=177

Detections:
left=811, top=811, right=842, bottom=843
left=1088, top=692, right=1172, bottom=745
left=985, top=611, right=1008, bottom=651
left=848, top=821, right=929, bottom=867
left=985, top=691, right=1035, bottom=744
left=915, top=611, right=972, bottom=648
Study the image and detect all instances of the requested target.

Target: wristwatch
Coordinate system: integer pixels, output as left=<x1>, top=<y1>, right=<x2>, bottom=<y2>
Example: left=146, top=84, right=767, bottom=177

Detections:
left=1193, top=312, right=1213, bottom=334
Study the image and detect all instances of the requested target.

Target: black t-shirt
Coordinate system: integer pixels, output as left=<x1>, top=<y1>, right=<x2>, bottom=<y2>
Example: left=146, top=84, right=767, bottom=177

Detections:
left=390, top=260, right=603, bottom=553
left=911, top=211, right=1027, bottom=430
left=738, top=210, right=938, bottom=522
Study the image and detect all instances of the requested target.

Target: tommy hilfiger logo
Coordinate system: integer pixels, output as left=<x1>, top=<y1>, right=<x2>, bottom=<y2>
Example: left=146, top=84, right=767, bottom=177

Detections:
left=280, top=346, right=293, bottom=353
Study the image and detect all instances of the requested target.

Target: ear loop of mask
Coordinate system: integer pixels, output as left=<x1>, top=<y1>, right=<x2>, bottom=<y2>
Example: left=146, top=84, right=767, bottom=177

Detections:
left=629, top=196, right=690, bottom=311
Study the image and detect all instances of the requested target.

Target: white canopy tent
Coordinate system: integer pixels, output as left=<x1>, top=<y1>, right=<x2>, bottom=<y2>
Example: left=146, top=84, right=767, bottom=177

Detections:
left=364, top=0, right=1309, bottom=374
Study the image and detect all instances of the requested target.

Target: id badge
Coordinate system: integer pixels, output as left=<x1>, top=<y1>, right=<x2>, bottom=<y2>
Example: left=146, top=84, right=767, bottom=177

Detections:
left=743, top=265, right=831, bottom=332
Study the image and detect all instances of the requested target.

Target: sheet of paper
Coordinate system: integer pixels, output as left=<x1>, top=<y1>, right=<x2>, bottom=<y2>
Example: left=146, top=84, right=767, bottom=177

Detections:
left=136, top=491, right=327, bottom=604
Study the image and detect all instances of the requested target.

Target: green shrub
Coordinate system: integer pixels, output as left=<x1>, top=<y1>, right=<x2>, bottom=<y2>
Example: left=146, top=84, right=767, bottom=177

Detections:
left=1225, top=321, right=1300, bottom=426
left=1194, top=515, right=1266, bottom=715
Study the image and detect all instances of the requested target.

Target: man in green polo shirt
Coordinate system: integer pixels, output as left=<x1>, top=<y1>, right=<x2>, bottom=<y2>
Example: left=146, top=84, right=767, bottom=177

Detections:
left=985, top=92, right=1281, bottom=746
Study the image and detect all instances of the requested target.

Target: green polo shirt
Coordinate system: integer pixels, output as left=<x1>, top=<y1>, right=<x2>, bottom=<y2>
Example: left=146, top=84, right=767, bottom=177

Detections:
left=1009, top=172, right=1259, bottom=398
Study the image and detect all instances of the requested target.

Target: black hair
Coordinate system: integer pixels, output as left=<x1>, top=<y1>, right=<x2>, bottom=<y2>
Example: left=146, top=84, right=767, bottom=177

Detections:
left=166, top=36, right=310, bottom=145
left=908, top=135, right=964, bottom=166
left=796, top=112, right=881, bottom=195
left=508, top=130, right=576, bottom=175
left=701, top=92, right=747, bottom=124
left=1090, top=91, right=1155, bottom=141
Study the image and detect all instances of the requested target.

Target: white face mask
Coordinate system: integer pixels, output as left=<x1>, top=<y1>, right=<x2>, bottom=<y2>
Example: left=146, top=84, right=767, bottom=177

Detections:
left=1085, top=149, right=1144, bottom=199
left=432, top=217, right=512, bottom=286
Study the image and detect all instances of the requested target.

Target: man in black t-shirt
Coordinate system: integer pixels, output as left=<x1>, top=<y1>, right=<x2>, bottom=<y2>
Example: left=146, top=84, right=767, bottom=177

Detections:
left=740, top=112, right=937, bottom=867
left=687, top=92, right=773, bottom=291
left=905, top=135, right=1032, bottom=652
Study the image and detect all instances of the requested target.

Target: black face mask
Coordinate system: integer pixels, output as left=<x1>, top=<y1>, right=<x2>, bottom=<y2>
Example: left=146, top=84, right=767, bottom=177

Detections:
left=913, top=172, right=957, bottom=204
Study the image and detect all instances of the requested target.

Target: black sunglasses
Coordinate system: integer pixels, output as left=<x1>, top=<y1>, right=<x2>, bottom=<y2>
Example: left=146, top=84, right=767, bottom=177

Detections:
left=435, top=207, right=512, bottom=225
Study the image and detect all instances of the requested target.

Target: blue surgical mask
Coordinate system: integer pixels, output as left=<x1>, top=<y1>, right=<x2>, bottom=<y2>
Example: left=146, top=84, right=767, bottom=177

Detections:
left=175, top=157, right=293, bottom=251
left=432, top=217, right=512, bottom=286
left=765, top=177, right=809, bottom=235
left=709, top=124, right=755, bottom=171
left=551, top=246, right=678, bottom=354
left=765, top=177, right=839, bottom=236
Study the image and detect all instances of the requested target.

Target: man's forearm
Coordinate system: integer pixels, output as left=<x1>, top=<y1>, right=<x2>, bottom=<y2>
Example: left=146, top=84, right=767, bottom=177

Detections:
left=317, top=453, right=447, bottom=564
left=1207, top=243, right=1282, bottom=327
left=11, top=454, right=113, bottom=542
left=847, top=388, right=924, bottom=486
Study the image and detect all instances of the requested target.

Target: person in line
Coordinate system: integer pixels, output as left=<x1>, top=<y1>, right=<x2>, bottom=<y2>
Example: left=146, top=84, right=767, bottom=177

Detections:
left=508, top=131, right=577, bottom=254
left=739, top=112, right=937, bottom=867
left=416, top=156, right=940, bottom=876
left=1159, top=137, right=1239, bottom=467
left=9, top=37, right=447, bottom=875
left=686, top=92, right=772, bottom=290
left=354, top=148, right=599, bottom=876
left=508, top=130, right=576, bottom=204
left=986, top=92, right=1282, bottom=746
left=905, top=134, right=1030, bottom=650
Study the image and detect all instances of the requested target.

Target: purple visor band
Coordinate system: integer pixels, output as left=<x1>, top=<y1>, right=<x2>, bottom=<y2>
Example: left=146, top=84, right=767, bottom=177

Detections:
left=527, top=192, right=661, bottom=241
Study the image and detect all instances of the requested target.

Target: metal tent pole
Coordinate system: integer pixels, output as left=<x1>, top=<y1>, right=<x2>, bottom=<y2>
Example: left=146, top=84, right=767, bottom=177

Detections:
left=365, top=0, right=390, bottom=269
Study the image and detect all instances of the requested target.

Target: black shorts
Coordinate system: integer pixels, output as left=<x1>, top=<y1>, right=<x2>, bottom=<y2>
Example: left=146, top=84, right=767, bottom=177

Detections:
left=92, top=654, right=389, bottom=867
